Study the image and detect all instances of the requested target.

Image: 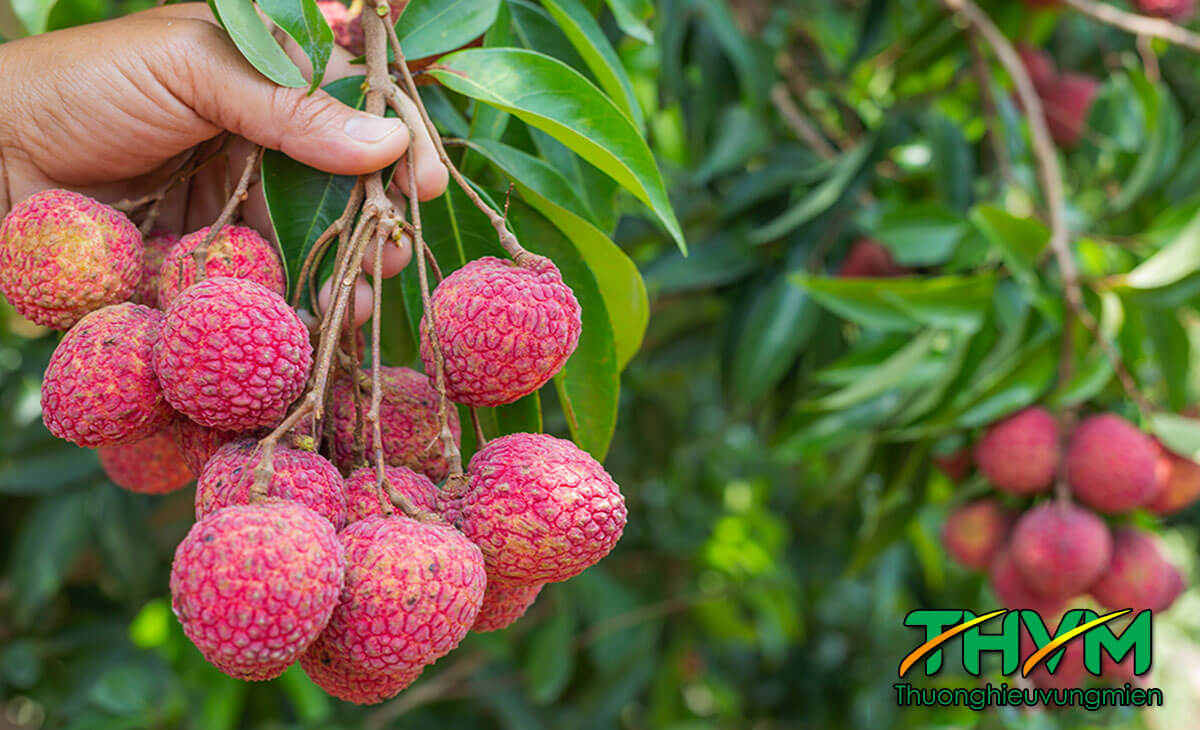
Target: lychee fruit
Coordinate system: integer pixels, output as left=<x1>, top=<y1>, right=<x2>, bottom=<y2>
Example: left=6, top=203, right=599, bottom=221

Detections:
left=472, top=581, right=543, bottom=633
left=343, top=465, right=438, bottom=524
left=317, top=1, right=360, bottom=52
left=941, top=499, right=1014, bottom=571
left=323, top=367, right=460, bottom=481
left=98, top=429, right=193, bottom=494
left=933, top=448, right=972, bottom=482
left=170, top=502, right=344, bottom=681
left=169, top=416, right=243, bottom=476
left=1134, top=0, right=1195, bottom=20
left=420, top=255, right=582, bottom=408
left=1066, top=413, right=1158, bottom=513
left=157, top=225, right=285, bottom=309
left=1149, top=442, right=1200, bottom=515
left=306, top=516, right=485, bottom=678
left=1021, top=628, right=1086, bottom=692
left=301, top=633, right=422, bottom=704
left=1090, top=527, right=1171, bottom=613
left=989, top=548, right=1066, bottom=618
left=42, top=303, right=173, bottom=447
left=837, top=238, right=908, bottom=278
left=1043, top=73, right=1099, bottom=148
left=0, top=189, right=142, bottom=329
left=134, top=230, right=180, bottom=306
left=154, top=277, right=312, bottom=431
left=196, top=439, right=347, bottom=529
left=1153, top=564, right=1185, bottom=612
left=1017, top=45, right=1056, bottom=93
left=449, top=432, right=626, bottom=585
left=1008, top=502, right=1112, bottom=600
left=973, top=407, right=1059, bottom=495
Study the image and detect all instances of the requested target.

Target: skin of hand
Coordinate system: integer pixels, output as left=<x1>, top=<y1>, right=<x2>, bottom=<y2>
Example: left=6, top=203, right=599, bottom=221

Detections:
left=0, top=3, right=445, bottom=281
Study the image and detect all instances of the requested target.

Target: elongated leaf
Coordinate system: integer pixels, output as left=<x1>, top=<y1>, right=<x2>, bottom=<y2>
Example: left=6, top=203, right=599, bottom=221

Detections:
left=396, top=0, right=501, bottom=59
left=10, top=491, right=92, bottom=629
left=1110, top=73, right=1180, bottom=214
left=429, top=48, right=685, bottom=251
left=750, top=138, right=875, bottom=244
left=1124, top=208, right=1200, bottom=290
left=259, top=0, right=332, bottom=92
left=462, top=0, right=515, bottom=176
left=1153, top=413, right=1200, bottom=460
left=10, top=0, right=54, bottom=34
left=955, top=343, right=1056, bottom=428
left=605, top=0, right=653, bottom=43
left=810, top=331, right=938, bottom=411
left=874, top=204, right=965, bottom=267
left=538, top=0, right=643, bottom=129
left=212, top=0, right=307, bottom=88
left=969, top=204, right=1049, bottom=283
left=727, top=272, right=818, bottom=405
left=525, top=603, right=574, bottom=704
left=790, top=273, right=996, bottom=333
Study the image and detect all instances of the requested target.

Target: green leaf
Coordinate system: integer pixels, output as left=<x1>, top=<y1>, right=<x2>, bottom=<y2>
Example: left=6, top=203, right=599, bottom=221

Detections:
left=212, top=0, right=307, bottom=88
left=430, top=48, right=685, bottom=252
left=1152, top=412, right=1200, bottom=461
left=462, top=0, right=515, bottom=175
left=750, top=138, right=875, bottom=244
left=1145, top=309, right=1190, bottom=411
left=259, top=0, right=332, bottom=92
left=810, top=331, right=939, bottom=411
left=1109, top=73, right=1181, bottom=214
left=604, top=0, right=653, bottom=43
left=927, top=112, right=973, bottom=213
left=955, top=343, right=1056, bottom=428
left=396, top=0, right=501, bottom=59
left=692, top=104, right=769, bottom=184
left=873, top=204, right=965, bottom=267
left=727, top=272, right=818, bottom=405
left=10, top=0, right=55, bottom=34
left=461, top=138, right=648, bottom=369
left=1123, top=207, right=1200, bottom=290
left=968, top=204, right=1049, bottom=283
left=538, top=0, right=644, bottom=129
left=10, top=491, right=91, bottom=629
left=525, top=602, right=574, bottom=704
left=789, top=273, right=996, bottom=333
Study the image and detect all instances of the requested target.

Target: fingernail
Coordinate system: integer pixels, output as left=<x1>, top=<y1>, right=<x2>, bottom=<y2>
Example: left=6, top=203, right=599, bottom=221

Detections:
left=344, top=116, right=404, bottom=143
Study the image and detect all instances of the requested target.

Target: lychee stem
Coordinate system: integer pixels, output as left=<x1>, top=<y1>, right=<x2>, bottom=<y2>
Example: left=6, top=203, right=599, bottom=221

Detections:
left=191, top=145, right=263, bottom=282
left=1064, top=0, right=1200, bottom=52
left=292, top=179, right=364, bottom=308
left=368, top=222, right=392, bottom=512
left=470, top=407, right=487, bottom=449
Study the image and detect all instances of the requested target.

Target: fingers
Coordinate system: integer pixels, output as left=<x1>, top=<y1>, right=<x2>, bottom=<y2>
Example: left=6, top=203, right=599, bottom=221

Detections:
left=318, top=275, right=373, bottom=328
left=362, top=231, right=413, bottom=278
left=388, top=91, right=450, bottom=201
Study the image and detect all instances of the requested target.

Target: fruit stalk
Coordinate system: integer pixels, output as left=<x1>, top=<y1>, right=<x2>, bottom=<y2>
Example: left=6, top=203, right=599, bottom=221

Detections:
left=190, top=146, right=263, bottom=282
left=1064, top=0, right=1200, bottom=51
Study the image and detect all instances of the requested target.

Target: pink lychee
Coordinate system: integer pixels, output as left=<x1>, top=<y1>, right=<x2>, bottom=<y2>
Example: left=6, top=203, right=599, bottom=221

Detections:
left=838, top=238, right=908, bottom=278
left=195, top=439, right=347, bottom=529
left=134, top=231, right=180, bottom=307
left=1149, top=441, right=1200, bottom=515
left=157, top=225, right=285, bottom=309
left=42, top=303, right=173, bottom=447
left=933, top=448, right=971, bottom=482
left=98, top=429, right=193, bottom=494
left=301, top=633, right=422, bottom=704
left=0, top=189, right=142, bottom=329
left=154, top=277, right=312, bottom=431
left=420, top=255, right=582, bottom=407
left=1066, top=413, right=1158, bottom=513
left=1017, top=45, right=1056, bottom=93
left=169, top=416, right=243, bottom=477
left=1009, top=502, right=1112, bottom=600
left=306, top=516, right=486, bottom=678
left=974, top=407, right=1059, bottom=495
left=472, top=581, right=543, bottom=633
left=1043, top=73, right=1099, bottom=148
left=343, top=465, right=438, bottom=524
left=170, top=502, right=344, bottom=681
left=941, top=499, right=1014, bottom=571
left=1153, top=564, right=1186, bottom=613
left=1134, top=0, right=1195, bottom=20
left=1090, top=527, right=1171, bottom=613
left=449, top=432, right=627, bottom=585
left=989, top=548, right=1067, bottom=617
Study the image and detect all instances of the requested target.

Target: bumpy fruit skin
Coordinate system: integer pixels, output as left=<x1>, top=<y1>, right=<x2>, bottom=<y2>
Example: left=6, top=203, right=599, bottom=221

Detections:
left=837, top=238, right=907, bottom=278
left=134, top=231, right=180, bottom=306
left=344, top=465, right=438, bottom=524
left=1149, top=441, right=1200, bottom=515
left=1134, top=0, right=1195, bottom=20
left=0, top=189, right=142, bottom=329
left=42, top=303, right=173, bottom=447
left=196, top=440, right=347, bottom=529
left=325, top=367, right=460, bottom=480
left=973, top=407, right=1059, bottom=495
left=452, top=433, right=627, bottom=585
left=170, top=503, right=344, bottom=681
left=310, top=516, right=486, bottom=677
left=169, top=416, right=242, bottom=476
left=157, top=225, right=285, bottom=308
left=301, top=633, right=421, bottom=704
left=941, top=499, right=1013, bottom=571
left=472, top=581, right=543, bottom=633
left=989, top=549, right=1066, bottom=618
left=1090, top=528, right=1171, bottom=613
left=1043, top=73, right=1099, bottom=148
left=154, top=277, right=312, bottom=431
left=1009, top=503, right=1112, bottom=600
left=99, top=430, right=193, bottom=494
left=1067, top=414, right=1158, bottom=513
left=420, top=255, right=581, bottom=407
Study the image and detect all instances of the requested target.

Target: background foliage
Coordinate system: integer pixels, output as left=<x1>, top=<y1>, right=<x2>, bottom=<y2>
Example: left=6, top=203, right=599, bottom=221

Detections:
left=4, top=0, right=1200, bottom=728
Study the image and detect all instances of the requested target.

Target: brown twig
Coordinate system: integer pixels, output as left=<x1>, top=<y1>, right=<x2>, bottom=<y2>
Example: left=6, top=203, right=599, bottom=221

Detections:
left=469, top=408, right=486, bottom=448
left=769, top=83, right=837, bottom=159
left=292, top=180, right=365, bottom=308
left=1064, top=0, right=1200, bottom=52
left=965, top=32, right=1014, bottom=186
left=191, top=146, right=264, bottom=280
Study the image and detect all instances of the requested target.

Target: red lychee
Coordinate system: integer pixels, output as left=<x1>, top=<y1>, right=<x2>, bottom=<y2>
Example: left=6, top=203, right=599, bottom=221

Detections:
left=301, top=633, right=422, bottom=704
left=323, top=367, right=460, bottom=481
left=42, top=303, right=173, bottom=447
left=1153, top=564, right=1185, bottom=612
left=169, top=416, right=242, bottom=476
left=98, top=429, right=193, bottom=494
left=157, top=225, right=285, bottom=309
left=317, top=1, right=359, bottom=51
left=0, top=189, right=142, bottom=329
left=154, top=277, right=312, bottom=431
left=134, top=231, right=180, bottom=307
left=472, top=581, right=543, bottom=633
left=989, top=548, right=1067, bottom=617
left=1090, top=527, right=1171, bottom=613
left=170, top=502, right=344, bottom=681
left=1149, top=442, right=1200, bottom=515
left=449, top=433, right=626, bottom=585
left=934, top=448, right=972, bottom=482
left=941, top=499, right=1014, bottom=571
left=420, top=255, right=582, bottom=408
left=306, top=516, right=486, bottom=678
left=1009, top=502, right=1112, bottom=600
left=343, top=465, right=438, bottom=524
left=1066, top=414, right=1158, bottom=513
left=1134, top=0, right=1195, bottom=20
left=1043, top=73, right=1099, bottom=148
left=196, top=439, right=347, bottom=529
left=1017, top=45, right=1056, bottom=93
left=973, top=407, right=1059, bottom=495
left=837, top=238, right=908, bottom=278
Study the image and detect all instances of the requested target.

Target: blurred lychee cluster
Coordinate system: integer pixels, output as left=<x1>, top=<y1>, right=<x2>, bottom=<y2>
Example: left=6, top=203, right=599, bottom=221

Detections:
left=0, top=187, right=626, bottom=704
left=938, top=405, right=1195, bottom=688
